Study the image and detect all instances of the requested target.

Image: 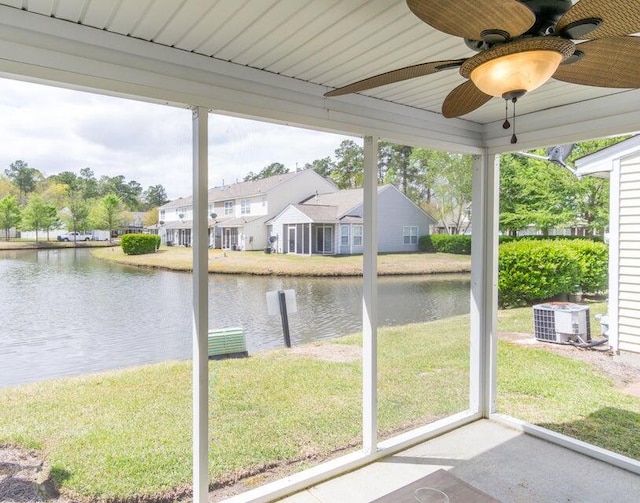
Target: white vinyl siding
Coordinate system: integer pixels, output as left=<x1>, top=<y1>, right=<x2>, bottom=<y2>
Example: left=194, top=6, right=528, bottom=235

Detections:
left=616, top=156, right=640, bottom=353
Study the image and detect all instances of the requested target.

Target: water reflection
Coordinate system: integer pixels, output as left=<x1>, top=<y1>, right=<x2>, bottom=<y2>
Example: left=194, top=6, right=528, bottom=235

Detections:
left=1, top=249, right=469, bottom=386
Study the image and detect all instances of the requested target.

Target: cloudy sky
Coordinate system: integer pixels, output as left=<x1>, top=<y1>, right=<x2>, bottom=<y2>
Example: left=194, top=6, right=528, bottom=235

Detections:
left=0, top=77, right=355, bottom=199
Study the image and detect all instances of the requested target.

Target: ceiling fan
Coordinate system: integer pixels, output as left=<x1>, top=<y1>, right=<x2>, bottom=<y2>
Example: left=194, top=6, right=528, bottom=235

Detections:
left=324, top=0, right=640, bottom=143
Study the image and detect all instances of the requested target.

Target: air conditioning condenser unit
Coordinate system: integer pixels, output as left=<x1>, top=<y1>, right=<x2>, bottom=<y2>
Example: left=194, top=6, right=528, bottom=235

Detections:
left=533, top=302, right=591, bottom=344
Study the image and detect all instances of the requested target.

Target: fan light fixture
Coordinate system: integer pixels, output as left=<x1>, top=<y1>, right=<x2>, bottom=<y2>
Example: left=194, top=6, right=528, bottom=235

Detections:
left=468, top=50, right=564, bottom=99
left=461, top=37, right=576, bottom=99
left=460, top=37, right=575, bottom=142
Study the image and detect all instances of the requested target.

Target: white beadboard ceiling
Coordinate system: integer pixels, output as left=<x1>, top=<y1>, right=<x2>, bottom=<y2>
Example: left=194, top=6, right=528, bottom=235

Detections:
left=0, top=0, right=638, bottom=151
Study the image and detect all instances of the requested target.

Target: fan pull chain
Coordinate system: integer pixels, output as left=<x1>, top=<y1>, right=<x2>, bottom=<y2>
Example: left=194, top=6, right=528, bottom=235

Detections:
left=510, top=97, right=518, bottom=144
left=503, top=98, right=510, bottom=129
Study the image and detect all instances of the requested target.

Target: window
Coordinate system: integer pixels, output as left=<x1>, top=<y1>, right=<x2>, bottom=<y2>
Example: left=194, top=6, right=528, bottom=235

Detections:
left=224, top=201, right=233, bottom=216
left=403, top=226, right=418, bottom=244
left=261, top=195, right=267, bottom=207
left=340, top=225, right=349, bottom=246
left=159, top=210, right=165, bottom=222
left=241, top=199, right=250, bottom=215
left=352, top=225, right=363, bottom=246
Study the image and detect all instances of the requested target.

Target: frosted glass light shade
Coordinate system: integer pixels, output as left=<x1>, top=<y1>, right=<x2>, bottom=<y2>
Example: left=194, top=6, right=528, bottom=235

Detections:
left=469, top=50, right=563, bottom=98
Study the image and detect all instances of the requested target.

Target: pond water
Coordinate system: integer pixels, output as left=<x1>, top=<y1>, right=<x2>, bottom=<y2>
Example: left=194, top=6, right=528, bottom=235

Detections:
left=0, top=249, right=470, bottom=386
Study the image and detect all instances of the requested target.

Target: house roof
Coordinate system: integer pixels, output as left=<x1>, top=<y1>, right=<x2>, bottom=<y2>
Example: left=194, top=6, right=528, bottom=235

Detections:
left=575, top=135, right=640, bottom=178
left=281, top=184, right=432, bottom=224
left=291, top=204, right=338, bottom=223
left=217, top=216, right=263, bottom=227
left=159, top=171, right=323, bottom=209
left=300, top=186, right=385, bottom=217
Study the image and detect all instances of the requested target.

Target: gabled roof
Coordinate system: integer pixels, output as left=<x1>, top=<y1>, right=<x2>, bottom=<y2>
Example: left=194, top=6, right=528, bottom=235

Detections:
left=159, top=170, right=332, bottom=210
left=209, top=172, right=300, bottom=200
left=291, top=204, right=338, bottom=222
left=300, top=186, right=385, bottom=217
left=575, top=135, right=640, bottom=177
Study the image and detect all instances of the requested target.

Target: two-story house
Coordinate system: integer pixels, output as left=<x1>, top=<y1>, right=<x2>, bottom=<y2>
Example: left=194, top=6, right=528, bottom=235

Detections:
left=157, top=169, right=338, bottom=250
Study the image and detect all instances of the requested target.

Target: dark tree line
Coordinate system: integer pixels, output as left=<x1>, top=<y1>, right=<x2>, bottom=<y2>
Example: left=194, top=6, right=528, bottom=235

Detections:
left=245, top=135, right=620, bottom=237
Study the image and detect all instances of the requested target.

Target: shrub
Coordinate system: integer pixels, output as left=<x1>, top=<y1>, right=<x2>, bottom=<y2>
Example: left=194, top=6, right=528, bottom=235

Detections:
left=121, top=233, right=161, bottom=255
left=498, top=240, right=582, bottom=307
left=563, top=239, right=608, bottom=294
left=418, top=235, right=435, bottom=253
left=420, top=234, right=471, bottom=255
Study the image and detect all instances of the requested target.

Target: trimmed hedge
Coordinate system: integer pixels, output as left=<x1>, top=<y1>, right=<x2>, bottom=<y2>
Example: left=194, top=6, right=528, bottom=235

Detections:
left=419, top=233, right=604, bottom=255
left=121, top=233, right=161, bottom=255
left=498, top=239, right=608, bottom=307
left=499, top=240, right=581, bottom=307
left=564, top=239, right=608, bottom=294
left=419, top=234, right=471, bottom=254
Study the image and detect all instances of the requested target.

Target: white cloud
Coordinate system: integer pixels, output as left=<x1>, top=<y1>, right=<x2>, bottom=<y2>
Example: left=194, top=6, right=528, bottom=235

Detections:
left=0, top=78, right=355, bottom=199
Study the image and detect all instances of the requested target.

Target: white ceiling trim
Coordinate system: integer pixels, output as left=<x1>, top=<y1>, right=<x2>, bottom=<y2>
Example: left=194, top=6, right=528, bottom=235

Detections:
left=0, top=6, right=483, bottom=153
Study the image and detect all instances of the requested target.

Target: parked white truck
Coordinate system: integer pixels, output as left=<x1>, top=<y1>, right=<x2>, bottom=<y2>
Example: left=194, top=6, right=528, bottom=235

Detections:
left=57, top=231, right=94, bottom=242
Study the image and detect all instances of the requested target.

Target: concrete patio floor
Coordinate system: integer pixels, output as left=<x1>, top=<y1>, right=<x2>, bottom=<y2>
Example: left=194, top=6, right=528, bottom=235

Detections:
left=279, top=419, right=640, bottom=502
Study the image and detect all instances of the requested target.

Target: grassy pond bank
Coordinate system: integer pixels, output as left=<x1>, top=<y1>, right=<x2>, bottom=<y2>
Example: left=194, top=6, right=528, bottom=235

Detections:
left=2, top=302, right=640, bottom=502
left=90, top=246, right=472, bottom=276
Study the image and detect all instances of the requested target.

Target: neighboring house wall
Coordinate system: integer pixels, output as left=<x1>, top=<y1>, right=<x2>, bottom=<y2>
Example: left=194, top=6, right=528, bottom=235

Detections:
left=376, top=185, right=430, bottom=253
left=269, top=185, right=435, bottom=255
left=617, top=154, right=640, bottom=354
left=576, top=135, right=640, bottom=356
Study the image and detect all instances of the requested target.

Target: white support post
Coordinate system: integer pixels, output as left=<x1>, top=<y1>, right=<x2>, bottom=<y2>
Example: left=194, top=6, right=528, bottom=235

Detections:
left=362, top=135, right=378, bottom=453
left=469, top=152, right=499, bottom=417
left=608, top=159, right=621, bottom=353
left=192, top=106, right=209, bottom=503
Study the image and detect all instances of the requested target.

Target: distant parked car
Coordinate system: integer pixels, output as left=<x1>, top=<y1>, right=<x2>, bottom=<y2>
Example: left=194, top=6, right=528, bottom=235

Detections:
left=57, top=231, right=93, bottom=242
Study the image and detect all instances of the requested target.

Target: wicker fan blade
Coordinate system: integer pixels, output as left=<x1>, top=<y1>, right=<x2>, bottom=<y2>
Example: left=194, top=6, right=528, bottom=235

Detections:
left=553, top=37, right=640, bottom=88
left=557, top=0, right=640, bottom=40
left=324, top=59, right=465, bottom=97
left=442, top=81, right=492, bottom=118
left=406, top=0, right=534, bottom=41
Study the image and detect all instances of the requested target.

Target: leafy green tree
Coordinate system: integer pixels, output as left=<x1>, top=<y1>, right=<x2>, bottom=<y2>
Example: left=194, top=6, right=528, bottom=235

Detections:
left=412, top=149, right=473, bottom=233
left=50, top=171, right=79, bottom=191
left=0, top=175, right=17, bottom=198
left=64, top=193, right=90, bottom=240
left=91, top=193, right=123, bottom=242
left=142, top=207, right=159, bottom=227
left=243, top=162, right=289, bottom=181
left=0, top=195, right=21, bottom=240
left=332, top=140, right=363, bottom=189
left=380, top=143, right=416, bottom=197
left=21, top=194, right=56, bottom=242
left=42, top=204, right=61, bottom=241
left=98, top=175, right=142, bottom=210
left=142, top=184, right=169, bottom=208
left=78, top=167, right=99, bottom=199
left=304, top=157, right=334, bottom=178
left=4, top=160, right=42, bottom=204
left=566, top=137, right=627, bottom=236
left=500, top=153, right=576, bottom=235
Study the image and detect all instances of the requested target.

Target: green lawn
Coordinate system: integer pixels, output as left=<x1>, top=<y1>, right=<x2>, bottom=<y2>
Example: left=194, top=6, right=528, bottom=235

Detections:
left=1, top=302, right=638, bottom=501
